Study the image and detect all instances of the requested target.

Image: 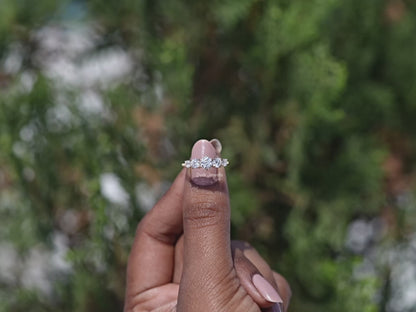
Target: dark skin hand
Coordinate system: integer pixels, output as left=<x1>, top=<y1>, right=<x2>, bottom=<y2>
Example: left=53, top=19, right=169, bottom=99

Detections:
left=124, top=139, right=291, bottom=312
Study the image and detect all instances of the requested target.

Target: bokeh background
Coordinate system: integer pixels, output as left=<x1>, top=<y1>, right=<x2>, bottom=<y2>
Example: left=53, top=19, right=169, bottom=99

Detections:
left=1, top=0, right=416, bottom=311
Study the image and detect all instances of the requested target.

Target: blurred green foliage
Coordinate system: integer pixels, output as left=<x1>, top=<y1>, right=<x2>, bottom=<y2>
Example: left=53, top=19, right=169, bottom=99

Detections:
left=1, top=0, right=416, bottom=311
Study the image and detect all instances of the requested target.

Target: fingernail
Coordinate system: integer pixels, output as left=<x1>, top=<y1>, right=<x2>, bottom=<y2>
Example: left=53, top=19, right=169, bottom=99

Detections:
left=252, top=274, right=283, bottom=304
left=190, top=139, right=219, bottom=186
left=272, top=303, right=284, bottom=312
left=209, top=138, right=222, bottom=154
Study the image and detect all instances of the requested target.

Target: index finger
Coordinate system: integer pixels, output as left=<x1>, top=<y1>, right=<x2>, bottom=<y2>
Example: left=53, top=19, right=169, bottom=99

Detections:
left=125, top=169, right=185, bottom=299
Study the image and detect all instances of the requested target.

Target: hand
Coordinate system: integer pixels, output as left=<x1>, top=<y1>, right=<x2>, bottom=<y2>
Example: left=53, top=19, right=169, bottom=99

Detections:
left=124, top=139, right=291, bottom=312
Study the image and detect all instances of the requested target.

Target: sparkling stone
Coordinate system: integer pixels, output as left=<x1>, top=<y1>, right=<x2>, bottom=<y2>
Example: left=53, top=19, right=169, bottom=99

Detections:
left=190, top=159, right=200, bottom=168
left=212, top=157, right=222, bottom=168
left=222, top=159, right=229, bottom=167
left=183, top=160, right=191, bottom=168
left=200, top=156, right=213, bottom=169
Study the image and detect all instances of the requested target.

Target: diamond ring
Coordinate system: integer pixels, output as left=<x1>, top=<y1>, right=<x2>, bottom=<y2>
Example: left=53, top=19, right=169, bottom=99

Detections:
left=182, top=156, right=229, bottom=170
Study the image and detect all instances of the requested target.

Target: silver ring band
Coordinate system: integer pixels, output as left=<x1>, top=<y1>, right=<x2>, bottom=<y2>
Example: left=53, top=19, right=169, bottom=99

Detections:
left=182, top=156, right=229, bottom=170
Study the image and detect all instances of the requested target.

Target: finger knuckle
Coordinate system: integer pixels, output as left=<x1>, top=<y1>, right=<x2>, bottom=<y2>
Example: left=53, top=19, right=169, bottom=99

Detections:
left=184, top=197, right=226, bottom=229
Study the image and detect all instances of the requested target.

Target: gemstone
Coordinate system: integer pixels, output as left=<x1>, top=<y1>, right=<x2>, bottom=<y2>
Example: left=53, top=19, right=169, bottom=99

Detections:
left=190, top=159, right=200, bottom=168
left=183, top=157, right=229, bottom=169
left=212, top=157, right=222, bottom=168
left=200, top=156, right=212, bottom=169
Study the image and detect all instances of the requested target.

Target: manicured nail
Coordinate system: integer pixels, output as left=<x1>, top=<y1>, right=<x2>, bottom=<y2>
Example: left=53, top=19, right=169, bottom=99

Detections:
left=252, top=274, right=283, bottom=304
left=190, top=139, right=219, bottom=186
left=209, top=138, right=222, bottom=154
left=272, top=303, right=284, bottom=312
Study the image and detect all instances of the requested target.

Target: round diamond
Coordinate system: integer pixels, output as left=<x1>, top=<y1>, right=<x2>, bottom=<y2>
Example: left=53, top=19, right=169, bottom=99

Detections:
left=182, top=157, right=229, bottom=169
left=200, top=156, right=213, bottom=169
left=190, top=159, right=200, bottom=168
left=212, top=157, right=222, bottom=168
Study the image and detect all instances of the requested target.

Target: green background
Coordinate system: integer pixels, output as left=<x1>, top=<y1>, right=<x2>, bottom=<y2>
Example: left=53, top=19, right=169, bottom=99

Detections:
left=1, top=0, right=416, bottom=311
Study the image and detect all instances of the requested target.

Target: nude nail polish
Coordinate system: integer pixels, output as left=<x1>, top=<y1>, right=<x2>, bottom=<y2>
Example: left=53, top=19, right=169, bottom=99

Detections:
left=252, top=274, right=283, bottom=304
left=190, top=139, right=219, bottom=186
left=209, top=138, right=222, bottom=154
left=272, top=303, right=283, bottom=312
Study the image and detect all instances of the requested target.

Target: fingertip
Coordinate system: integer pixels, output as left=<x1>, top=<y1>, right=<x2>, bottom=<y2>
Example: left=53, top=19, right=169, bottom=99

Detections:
left=252, top=274, right=283, bottom=304
left=232, top=248, right=277, bottom=309
left=189, top=139, right=219, bottom=186
left=209, top=138, right=222, bottom=154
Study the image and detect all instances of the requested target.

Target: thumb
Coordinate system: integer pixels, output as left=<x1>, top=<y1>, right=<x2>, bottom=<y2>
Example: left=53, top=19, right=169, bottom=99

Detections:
left=178, top=139, right=236, bottom=309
